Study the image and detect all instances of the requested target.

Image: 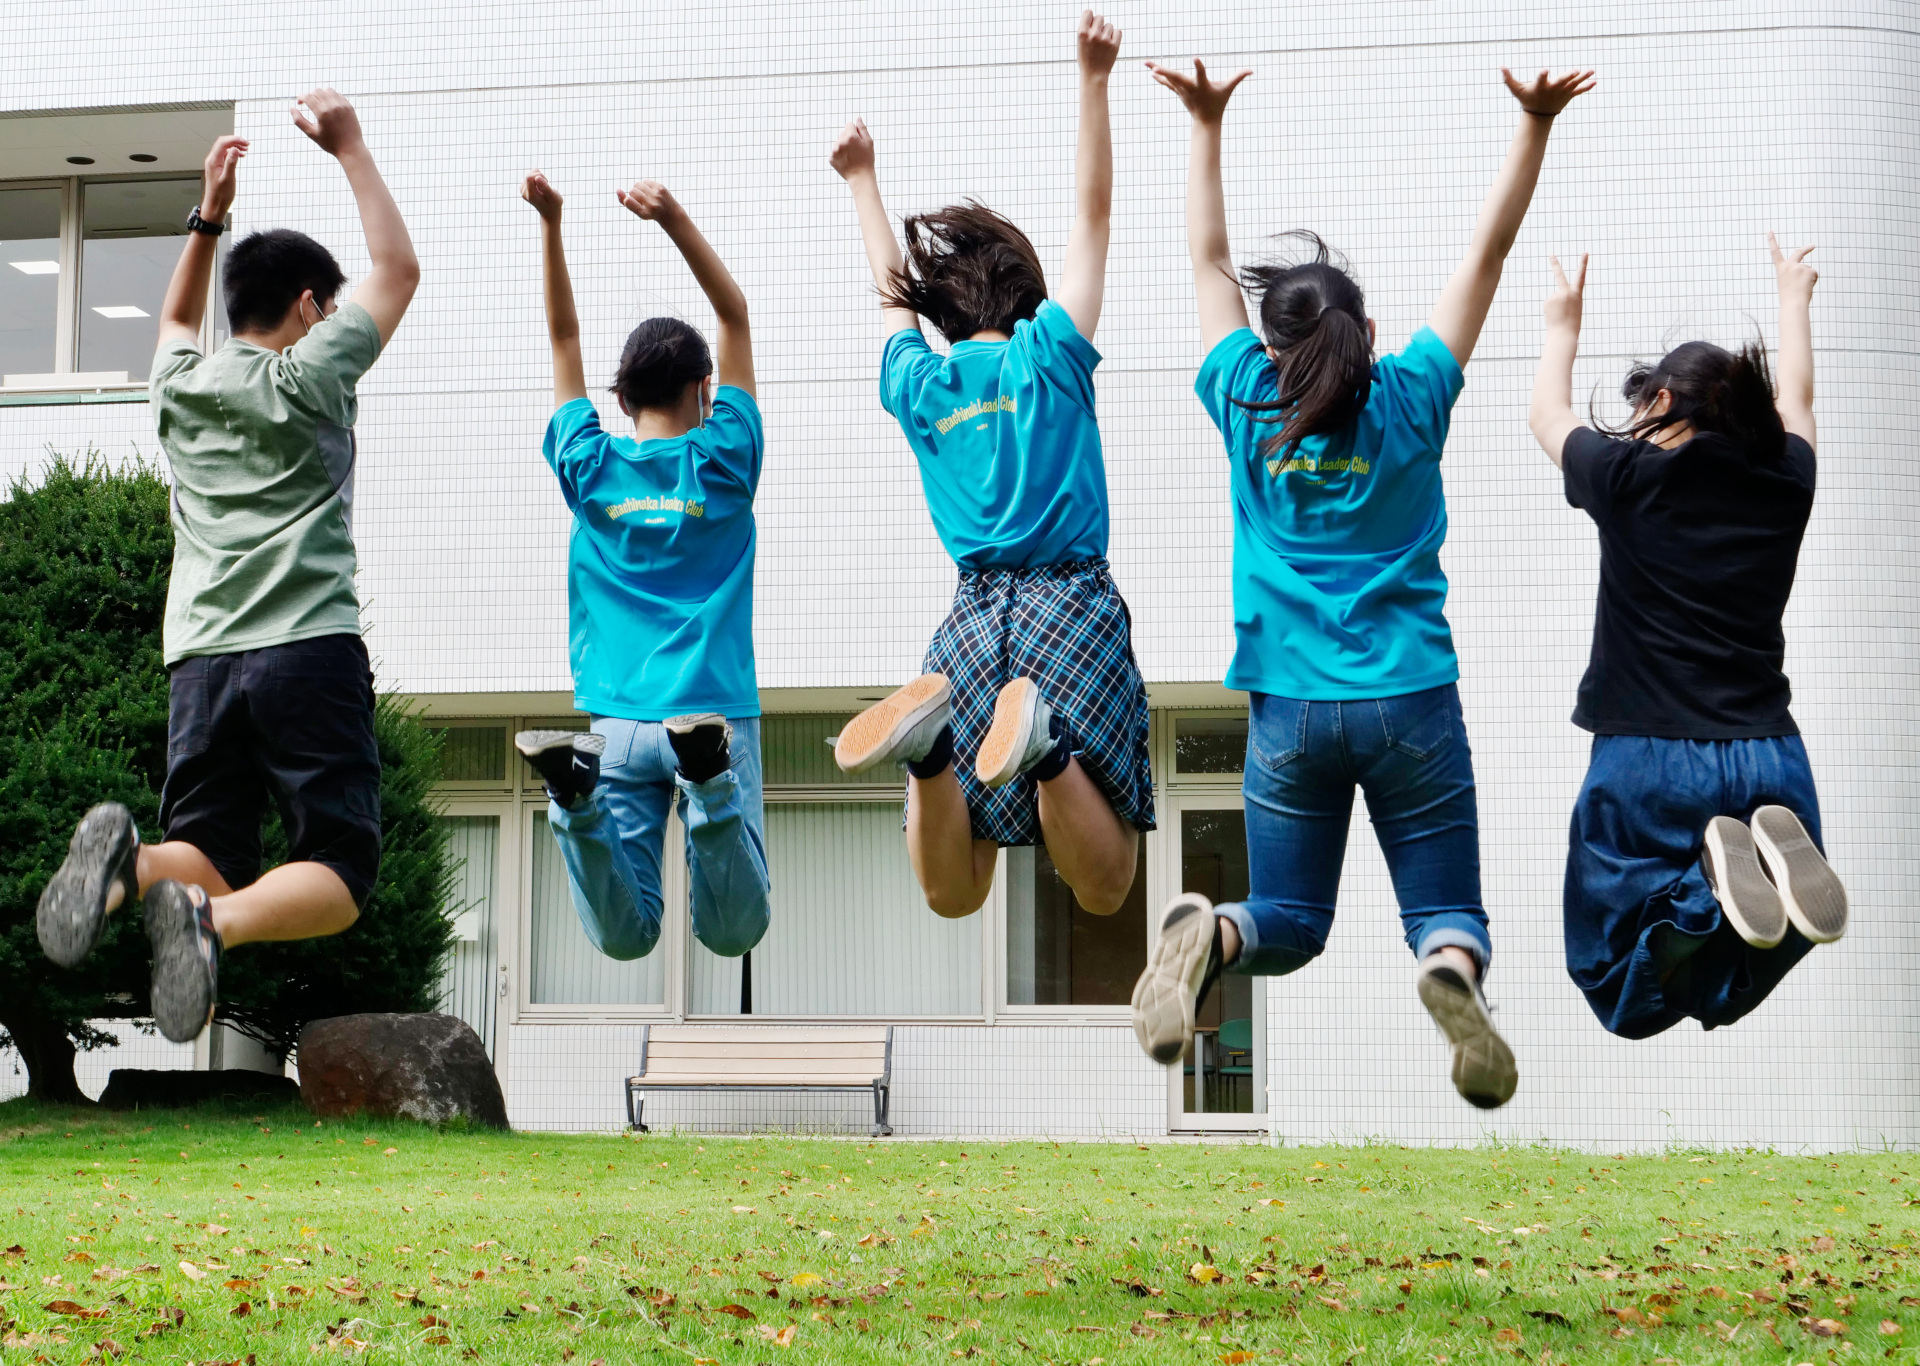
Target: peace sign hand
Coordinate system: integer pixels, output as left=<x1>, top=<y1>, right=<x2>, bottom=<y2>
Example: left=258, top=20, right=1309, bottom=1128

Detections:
left=1145, top=58, right=1252, bottom=126
left=1545, top=253, right=1588, bottom=333
left=1770, top=231, right=1817, bottom=300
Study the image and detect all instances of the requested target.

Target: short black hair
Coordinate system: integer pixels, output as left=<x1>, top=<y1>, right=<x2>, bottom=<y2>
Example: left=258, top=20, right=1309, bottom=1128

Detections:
left=612, top=317, right=712, bottom=412
left=881, top=200, right=1047, bottom=344
left=223, top=229, right=346, bottom=334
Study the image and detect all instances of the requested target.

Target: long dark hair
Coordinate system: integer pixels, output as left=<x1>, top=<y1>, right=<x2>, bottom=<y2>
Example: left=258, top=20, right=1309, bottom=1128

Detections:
left=1599, top=338, right=1785, bottom=460
left=611, top=317, right=712, bottom=412
left=881, top=200, right=1048, bottom=344
left=1234, top=232, right=1373, bottom=458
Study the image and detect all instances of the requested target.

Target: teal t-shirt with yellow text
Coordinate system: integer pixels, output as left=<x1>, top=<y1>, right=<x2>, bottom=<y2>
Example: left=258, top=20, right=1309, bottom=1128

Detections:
left=1196, top=325, right=1463, bottom=700
left=543, top=390, right=761, bottom=719
left=880, top=299, right=1108, bottom=570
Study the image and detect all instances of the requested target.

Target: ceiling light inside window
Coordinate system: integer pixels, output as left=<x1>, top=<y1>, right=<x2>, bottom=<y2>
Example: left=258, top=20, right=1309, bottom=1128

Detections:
left=93, top=305, right=149, bottom=319
left=66, top=155, right=95, bottom=165
left=9, top=260, right=59, bottom=275
left=129, top=153, right=158, bottom=163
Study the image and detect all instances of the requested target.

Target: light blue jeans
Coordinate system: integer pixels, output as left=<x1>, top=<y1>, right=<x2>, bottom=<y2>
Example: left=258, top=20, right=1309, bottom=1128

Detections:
left=545, top=715, right=770, bottom=960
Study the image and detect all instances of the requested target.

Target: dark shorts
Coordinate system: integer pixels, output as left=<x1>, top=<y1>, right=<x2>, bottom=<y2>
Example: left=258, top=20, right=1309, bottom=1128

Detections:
left=920, top=557, right=1155, bottom=846
left=160, top=633, right=382, bottom=909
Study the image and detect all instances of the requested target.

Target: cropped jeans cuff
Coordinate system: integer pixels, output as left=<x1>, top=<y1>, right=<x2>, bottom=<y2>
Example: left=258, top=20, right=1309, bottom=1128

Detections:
left=1413, top=924, right=1492, bottom=977
left=1216, top=901, right=1260, bottom=972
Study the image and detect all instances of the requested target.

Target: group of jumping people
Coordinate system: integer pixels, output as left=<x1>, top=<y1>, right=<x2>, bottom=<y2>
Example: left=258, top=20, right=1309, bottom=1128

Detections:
left=35, top=13, right=1849, bottom=1114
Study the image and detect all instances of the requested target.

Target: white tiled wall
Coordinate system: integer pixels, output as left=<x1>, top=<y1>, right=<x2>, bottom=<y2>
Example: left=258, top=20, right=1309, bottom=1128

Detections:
left=4, top=2, right=1915, bottom=1149
left=0, top=1022, right=196, bottom=1104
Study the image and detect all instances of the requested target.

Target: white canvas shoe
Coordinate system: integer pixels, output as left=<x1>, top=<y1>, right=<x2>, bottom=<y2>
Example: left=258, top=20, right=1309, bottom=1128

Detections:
left=833, top=675, right=952, bottom=774
left=1701, top=815, right=1788, bottom=949
left=975, top=678, right=1057, bottom=789
left=1749, top=805, right=1848, bottom=944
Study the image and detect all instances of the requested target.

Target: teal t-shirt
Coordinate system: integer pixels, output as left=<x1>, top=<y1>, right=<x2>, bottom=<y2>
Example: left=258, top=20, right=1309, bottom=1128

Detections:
left=1196, top=326, right=1464, bottom=700
left=542, top=390, right=762, bottom=720
left=879, top=299, right=1108, bottom=570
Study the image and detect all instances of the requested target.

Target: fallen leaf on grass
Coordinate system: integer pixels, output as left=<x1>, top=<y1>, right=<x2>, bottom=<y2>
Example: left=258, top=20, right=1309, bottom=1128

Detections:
left=1219, top=1355, right=1257, bottom=1365
left=230, top=1301, right=251, bottom=1318
left=64, top=1251, right=95, bottom=1264
left=1317, top=1295, right=1347, bottom=1312
left=1802, top=1317, right=1847, bottom=1337
left=1493, top=1327, right=1521, bottom=1343
left=1882, top=1320, right=1903, bottom=1336
left=223, top=1278, right=258, bottom=1292
left=1187, top=1263, right=1220, bottom=1285
left=85, top=1339, right=126, bottom=1360
left=1110, top=1276, right=1162, bottom=1298
left=790, top=1272, right=823, bottom=1288
left=1524, top=1309, right=1569, bottom=1327
left=731, top=1206, right=756, bottom=1214
left=422, top=1334, right=452, bottom=1345
left=756, top=1323, right=797, bottom=1346
left=45, top=1300, right=109, bottom=1320
left=177, top=1261, right=205, bottom=1281
left=717, top=1304, right=756, bottom=1320
left=419, top=1315, right=450, bottom=1328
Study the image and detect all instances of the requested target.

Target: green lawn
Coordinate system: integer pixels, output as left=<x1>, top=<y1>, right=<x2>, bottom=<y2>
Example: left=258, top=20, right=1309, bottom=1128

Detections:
left=0, top=1097, right=1913, bottom=1364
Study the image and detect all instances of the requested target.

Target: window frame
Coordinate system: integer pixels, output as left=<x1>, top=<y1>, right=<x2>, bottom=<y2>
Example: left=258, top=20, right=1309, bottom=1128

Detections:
left=0, top=169, right=215, bottom=400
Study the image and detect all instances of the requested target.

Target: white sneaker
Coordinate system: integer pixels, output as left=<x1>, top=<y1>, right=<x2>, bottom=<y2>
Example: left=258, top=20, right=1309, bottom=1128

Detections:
left=1130, top=894, right=1219, bottom=1064
left=1749, top=805, right=1848, bottom=943
left=1701, top=815, right=1787, bottom=949
left=1416, top=954, right=1517, bottom=1110
left=975, top=678, right=1056, bottom=789
left=833, top=675, right=952, bottom=774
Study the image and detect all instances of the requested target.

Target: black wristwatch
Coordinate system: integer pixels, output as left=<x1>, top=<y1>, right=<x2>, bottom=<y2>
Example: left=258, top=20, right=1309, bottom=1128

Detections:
left=186, top=206, right=225, bottom=236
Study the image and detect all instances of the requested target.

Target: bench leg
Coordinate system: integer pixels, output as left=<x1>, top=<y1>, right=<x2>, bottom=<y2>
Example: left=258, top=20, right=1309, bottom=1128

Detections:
left=872, top=1082, right=892, bottom=1137
left=627, top=1085, right=650, bottom=1134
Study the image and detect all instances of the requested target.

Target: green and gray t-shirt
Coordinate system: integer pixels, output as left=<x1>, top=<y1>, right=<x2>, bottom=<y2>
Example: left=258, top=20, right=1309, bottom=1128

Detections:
left=151, top=302, right=383, bottom=665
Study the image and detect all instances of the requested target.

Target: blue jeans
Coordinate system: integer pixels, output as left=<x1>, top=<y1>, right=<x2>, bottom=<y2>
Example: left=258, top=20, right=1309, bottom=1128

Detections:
left=1567, top=733, right=1820, bottom=1039
left=1217, top=684, right=1492, bottom=978
left=545, top=716, right=770, bottom=960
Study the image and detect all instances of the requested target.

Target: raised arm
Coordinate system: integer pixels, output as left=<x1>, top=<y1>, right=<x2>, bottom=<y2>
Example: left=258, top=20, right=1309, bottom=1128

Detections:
left=1059, top=10, right=1122, bottom=340
left=829, top=119, right=920, bottom=338
left=1770, top=231, right=1817, bottom=449
left=291, top=87, right=420, bottom=347
left=1427, top=68, right=1594, bottom=368
left=1147, top=59, right=1253, bottom=352
left=619, top=181, right=754, bottom=398
left=157, top=135, right=247, bottom=348
left=521, top=173, right=586, bottom=406
left=1528, top=253, right=1589, bottom=468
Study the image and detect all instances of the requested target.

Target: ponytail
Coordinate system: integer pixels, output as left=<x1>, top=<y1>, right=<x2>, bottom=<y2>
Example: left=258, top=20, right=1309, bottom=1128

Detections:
left=1604, top=337, right=1786, bottom=462
left=1234, top=232, right=1373, bottom=458
left=611, top=316, right=712, bottom=412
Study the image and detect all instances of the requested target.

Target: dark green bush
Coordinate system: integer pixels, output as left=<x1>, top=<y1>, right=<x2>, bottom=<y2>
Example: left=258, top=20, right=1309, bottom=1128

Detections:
left=0, top=450, right=454, bottom=1098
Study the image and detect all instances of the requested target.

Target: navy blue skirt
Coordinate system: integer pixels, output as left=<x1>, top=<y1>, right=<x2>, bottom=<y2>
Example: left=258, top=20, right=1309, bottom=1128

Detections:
left=919, top=557, right=1155, bottom=846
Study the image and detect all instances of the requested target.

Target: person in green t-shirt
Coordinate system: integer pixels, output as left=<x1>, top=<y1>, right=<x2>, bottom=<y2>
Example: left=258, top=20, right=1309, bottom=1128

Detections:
left=35, top=88, right=420, bottom=1044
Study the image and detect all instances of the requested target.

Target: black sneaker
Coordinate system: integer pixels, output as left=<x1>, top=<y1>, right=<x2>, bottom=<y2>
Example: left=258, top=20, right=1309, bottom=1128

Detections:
left=145, top=880, right=220, bottom=1043
left=663, top=713, right=734, bottom=784
left=515, top=730, right=607, bottom=808
left=37, top=802, right=141, bottom=969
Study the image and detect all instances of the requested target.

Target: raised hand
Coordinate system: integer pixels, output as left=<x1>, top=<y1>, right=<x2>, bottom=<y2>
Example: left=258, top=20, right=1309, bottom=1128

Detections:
left=1077, top=9, right=1122, bottom=78
left=290, top=87, right=366, bottom=157
left=1544, top=253, right=1588, bottom=332
left=617, top=180, right=680, bottom=222
left=200, top=134, right=247, bottom=220
left=1770, top=231, right=1817, bottom=299
left=830, top=118, right=876, bottom=181
left=522, top=171, right=564, bottom=223
left=1145, top=58, right=1252, bottom=125
left=1500, top=68, right=1596, bottom=116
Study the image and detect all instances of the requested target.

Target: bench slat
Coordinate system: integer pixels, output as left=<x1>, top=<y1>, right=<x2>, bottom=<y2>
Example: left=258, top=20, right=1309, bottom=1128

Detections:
left=629, top=1074, right=882, bottom=1088
left=645, top=1041, right=886, bottom=1061
left=641, top=1054, right=881, bottom=1078
left=646, top=1025, right=890, bottom=1045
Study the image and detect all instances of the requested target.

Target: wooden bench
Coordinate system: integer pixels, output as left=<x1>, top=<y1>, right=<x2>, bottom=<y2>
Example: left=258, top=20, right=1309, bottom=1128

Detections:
left=624, top=1025, right=894, bottom=1136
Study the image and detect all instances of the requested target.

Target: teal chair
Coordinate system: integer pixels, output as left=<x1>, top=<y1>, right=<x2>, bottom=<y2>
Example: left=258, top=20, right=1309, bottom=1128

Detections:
left=1210, top=1017, right=1254, bottom=1112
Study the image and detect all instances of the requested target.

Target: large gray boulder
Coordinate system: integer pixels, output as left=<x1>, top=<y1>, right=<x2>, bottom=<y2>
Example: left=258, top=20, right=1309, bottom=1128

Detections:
left=297, top=1012, right=507, bottom=1129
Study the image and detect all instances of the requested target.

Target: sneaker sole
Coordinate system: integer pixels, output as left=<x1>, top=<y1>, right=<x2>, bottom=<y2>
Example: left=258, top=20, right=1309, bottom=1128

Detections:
left=1131, top=894, right=1215, bottom=1065
left=1702, top=815, right=1787, bottom=949
left=1750, top=805, right=1847, bottom=943
left=146, top=882, right=217, bottom=1044
left=37, top=802, right=137, bottom=970
left=835, top=675, right=951, bottom=774
left=515, top=729, right=607, bottom=758
left=662, top=712, right=729, bottom=736
left=1416, top=961, right=1517, bottom=1110
left=975, top=678, right=1040, bottom=789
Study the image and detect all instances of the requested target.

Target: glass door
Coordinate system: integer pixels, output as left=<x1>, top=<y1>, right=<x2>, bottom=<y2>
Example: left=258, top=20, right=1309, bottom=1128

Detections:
left=1166, top=794, right=1266, bottom=1129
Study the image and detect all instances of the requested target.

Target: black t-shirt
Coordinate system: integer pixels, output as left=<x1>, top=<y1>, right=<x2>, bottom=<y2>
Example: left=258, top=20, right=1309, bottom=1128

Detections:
left=1562, top=425, right=1815, bottom=739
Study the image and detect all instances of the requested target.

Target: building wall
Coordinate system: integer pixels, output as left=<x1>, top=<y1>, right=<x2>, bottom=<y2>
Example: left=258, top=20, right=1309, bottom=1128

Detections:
left=4, top=1, right=1917, bottom=1148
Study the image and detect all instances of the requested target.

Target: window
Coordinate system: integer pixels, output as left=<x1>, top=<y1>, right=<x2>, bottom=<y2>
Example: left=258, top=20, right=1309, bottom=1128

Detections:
left=688, top=715, right=982, bottom=1017
left=0, top=185, right=62, bottom=380
left=438, top=815, right=501, bottom=1058
left=0, top=172, right=215, bottom=394
left=1004, top=842, right=1146, bottom=1006
left=527, top=808, right=668, bottom=1006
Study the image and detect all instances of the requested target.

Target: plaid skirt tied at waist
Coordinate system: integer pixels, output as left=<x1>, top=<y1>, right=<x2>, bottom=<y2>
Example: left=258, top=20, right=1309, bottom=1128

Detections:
left=918, top=556, right=1155, bottom=847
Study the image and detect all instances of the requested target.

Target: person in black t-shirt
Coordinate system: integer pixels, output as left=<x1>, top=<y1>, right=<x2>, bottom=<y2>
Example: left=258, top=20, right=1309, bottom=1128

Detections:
left=1526, top=237, right=1848, bottom=1040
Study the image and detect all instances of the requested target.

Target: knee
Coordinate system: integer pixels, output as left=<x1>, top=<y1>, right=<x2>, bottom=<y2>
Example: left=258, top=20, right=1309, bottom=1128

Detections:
left=926, top=884, right=990, bottom=920
left=596, top=923, right=662, bottom=962
left=1072, top=863, right=1137, bottom=918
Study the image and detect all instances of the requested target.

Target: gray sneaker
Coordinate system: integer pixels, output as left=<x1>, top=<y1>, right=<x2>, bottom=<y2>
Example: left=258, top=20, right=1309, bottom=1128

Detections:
left=975, top=678, right=1055, bottom=789
left=1416, top=955, right=1517, bottom=1110
left=1701, top=814, right=1787, bottom=949
left=1750, top=805, right=1847, bottom=944
left=833, top=675, right=952, bottom=774
left=146, top=880, right=220, bottom=1044
left=37, top=802, right=141, bottom=969
left=1130, top=894, right=1220, bottom=1064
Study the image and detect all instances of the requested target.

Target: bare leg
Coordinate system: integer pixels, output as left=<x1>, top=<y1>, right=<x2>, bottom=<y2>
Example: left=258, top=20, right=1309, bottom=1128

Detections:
left=906, top=768, right=998, bottom=918
left=1035, top=757, right=1138, bottom=915
left=1433, top=944, right=1478, bottom=982
left=134, top=842, right=358, bottom=949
